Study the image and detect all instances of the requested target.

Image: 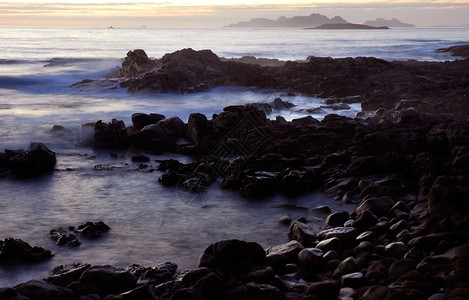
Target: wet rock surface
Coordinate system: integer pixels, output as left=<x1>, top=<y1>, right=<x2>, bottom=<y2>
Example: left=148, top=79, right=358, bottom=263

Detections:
left=3, top=46, right=469, bottom=298
left=0, top=238, right=53, bottom=263
left=0, top=142, right=56, bottom=178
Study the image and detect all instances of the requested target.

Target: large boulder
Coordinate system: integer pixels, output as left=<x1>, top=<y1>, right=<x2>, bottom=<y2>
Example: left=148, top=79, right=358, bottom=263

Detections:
left=13, top=280, right=75, bottom=300
left=197, top=239, right=266, bottom=277
left=187, top=113, right=222, bottom=154
left=93, top=119, right=127, bottom=148
left=119, top=49, right=158, bottom=77
left=7, top=142, right=56, bottom=178
left=0, top=238, right=53, bottom=262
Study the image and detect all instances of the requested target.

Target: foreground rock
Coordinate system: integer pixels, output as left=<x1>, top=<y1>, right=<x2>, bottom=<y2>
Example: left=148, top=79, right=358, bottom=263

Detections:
left=0, top=142, right=56, bottom=178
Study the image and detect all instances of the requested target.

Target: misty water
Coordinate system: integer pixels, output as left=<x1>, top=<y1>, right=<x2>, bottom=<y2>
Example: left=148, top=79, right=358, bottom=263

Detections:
left=1, top=26, right=468, bottom=286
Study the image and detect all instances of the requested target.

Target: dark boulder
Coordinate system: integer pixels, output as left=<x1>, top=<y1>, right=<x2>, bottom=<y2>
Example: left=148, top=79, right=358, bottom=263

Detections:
left=74, top=265, right=137, bottom=296
left=119, top=49, right=158, bottom=77
left=131, top=112, right=165, bottom=130
left=288, top=221, right=316, bottom=247
left=197, top=239, right=266, bottom=277
left=13, top=280, right=75, bottom=300
left=7, top=142, right=56, bottom=178
left=50, top=228, right=81, bottom=247
left=126, top=262, right=177, bottom=285
left=0, top=238, right=53, bottom=262
left=75, top=221, right=110, bottom=238
left=93, top=119, right=127, bottom=148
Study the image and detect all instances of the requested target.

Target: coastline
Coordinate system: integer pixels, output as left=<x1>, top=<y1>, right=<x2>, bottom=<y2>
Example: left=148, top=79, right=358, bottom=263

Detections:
left=1, top=46, right=469, bottom=299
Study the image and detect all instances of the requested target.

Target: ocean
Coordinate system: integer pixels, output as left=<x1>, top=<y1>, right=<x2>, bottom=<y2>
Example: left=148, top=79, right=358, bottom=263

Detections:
left=0, top=26, right=468, bottom=286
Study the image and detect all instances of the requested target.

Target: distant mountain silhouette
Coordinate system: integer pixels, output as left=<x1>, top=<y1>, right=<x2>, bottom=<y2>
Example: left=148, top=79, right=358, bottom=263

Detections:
left=226, top=13, right=348, bottom=28
left=364, top=18, right=415, bottom=28
left=309, top=23, right=389, bottom=30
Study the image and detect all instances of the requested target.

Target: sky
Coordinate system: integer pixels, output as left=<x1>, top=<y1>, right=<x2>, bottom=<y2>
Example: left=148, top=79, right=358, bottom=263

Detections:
left=1, top=1, right=468, bottom=28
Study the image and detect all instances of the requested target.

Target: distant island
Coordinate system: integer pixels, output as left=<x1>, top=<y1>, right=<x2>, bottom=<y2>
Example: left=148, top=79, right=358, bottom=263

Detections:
left=226, top=13, right=348, bottom=28
left=226, top=13, right=414, bottom=29
left=307, top=23, right=389, bottom=30
left=364, top=17, right=415, bottom=27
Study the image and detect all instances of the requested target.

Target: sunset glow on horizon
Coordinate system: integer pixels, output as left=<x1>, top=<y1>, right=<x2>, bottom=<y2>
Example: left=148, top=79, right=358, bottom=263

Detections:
left=1, top=1, right=468, bottom=27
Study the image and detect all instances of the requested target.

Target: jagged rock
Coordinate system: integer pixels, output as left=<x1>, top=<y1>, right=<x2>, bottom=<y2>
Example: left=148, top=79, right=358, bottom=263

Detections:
left=75, top=221, right=110, bottom=238
left=0, top=238, right=53, bottom=262
left=49, top=228, right=81, bottom=247
left=126, top=262, right=177, bottom=285
left=5, top=142, right=56, bottom=178
left=119, top=49, right=158, bottom=77
left=46, top=263, right=91, bottom=287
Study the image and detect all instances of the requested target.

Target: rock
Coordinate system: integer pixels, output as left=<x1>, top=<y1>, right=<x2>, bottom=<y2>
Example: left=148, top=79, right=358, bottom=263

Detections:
left=186, top=113, right=221, bottom=153
left=288, top=221, right=316, bottom=247
left=333, top=257, right=357, bottom=277
left=119, top=49, right=158, bottom=77
left=49, top=228, right=81, bottom=247
left=7, top=142, right=56, bottom=178
left=323, top=250, right=339, bottom=262
left=131, top=155, right=150, bottom=162
left=46, top=263, right=91, bottom=287
left=266, top=240, right=304, bottom=261
left=13, top=280, right=75, bottom=300
left=339, top=287, right=358, bottom=300
left=76, top=265, right=137, bottom=296
left=403, top=247, right=424, bottom=262
left=326, top=211, right=350, bottom=228
left=312, top=205, right=332, bottom=214
left=297, top=248, right=324, bottom=269
left=356, top=196, right=395, bottom=217
left=354, top=241, right=372, bottom=254
left=407, top=231, right=468, bottom=250
left=170, top=288, right=204, bottom=300
left=384, top=242, right=409, bottom=258
left=245, top=282, right=283, bottom=300
left=340, top=272, right=365, bottom=288
left=361, top=285, right=407, bottom=300
left=278, top=215, right=291, bottom=224
left=387, top=259, right=416, bottom=279
left=316, top=237, right=342, bottom=253
left=241, top=265, right=275, bottom=284
left=317, top=227, right=357, bottom=244
left=197, top=239, right=265, bottom=277
left=352, top=210, right=378, bottom=231
left=389, top=220, right=410, bottom=233
left=126, top=262, right=178, bottom=285
left=281, top=169, right=316, bottom=194
left=306, top=281, right=339, bottom=298
left=93, top=119, right=127, bottom=148
left=75, top=221, right=110, bottom=238
left=109, top=285, right=158, bottom=300
left=428, top=175, right=460, bottom=214
left=356, top=231, right=378, bottom=243
left=427, top=293, right=447, bottom=300
left=240, top=173, right=278, bottom=197
left=131, top=112, right=165, bottom=130
left=0, top=238, right=53, bottom=262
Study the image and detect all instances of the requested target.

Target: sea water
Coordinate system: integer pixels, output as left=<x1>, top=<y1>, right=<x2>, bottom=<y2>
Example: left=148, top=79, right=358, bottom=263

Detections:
left=0, top=26, right=468, bottom=286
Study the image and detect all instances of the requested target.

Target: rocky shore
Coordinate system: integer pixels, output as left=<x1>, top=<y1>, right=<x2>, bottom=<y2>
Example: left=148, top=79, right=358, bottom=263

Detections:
left=1, top=46, right=469, bottom=299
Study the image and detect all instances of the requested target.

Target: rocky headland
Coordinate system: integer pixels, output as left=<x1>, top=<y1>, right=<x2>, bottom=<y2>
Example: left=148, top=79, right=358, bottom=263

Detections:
left=1, top=46, right=469, bottom=299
